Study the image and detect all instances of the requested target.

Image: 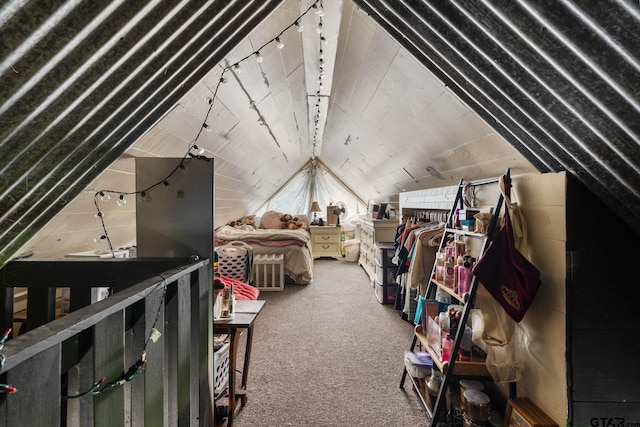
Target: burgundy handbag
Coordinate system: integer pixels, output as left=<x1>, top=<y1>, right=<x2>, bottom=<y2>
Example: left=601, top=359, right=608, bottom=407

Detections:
left=472, top=177, right=541, bottom=322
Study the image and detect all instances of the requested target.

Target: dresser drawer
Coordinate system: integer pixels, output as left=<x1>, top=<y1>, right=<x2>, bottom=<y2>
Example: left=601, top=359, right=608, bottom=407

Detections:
left=313, top=233, right=340, bottom=244
left=314, top=242, right=340, bottom=254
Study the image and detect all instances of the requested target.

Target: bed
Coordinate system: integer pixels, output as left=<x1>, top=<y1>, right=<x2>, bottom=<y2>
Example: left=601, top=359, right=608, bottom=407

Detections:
left=214, top=224, right=313, bottom=285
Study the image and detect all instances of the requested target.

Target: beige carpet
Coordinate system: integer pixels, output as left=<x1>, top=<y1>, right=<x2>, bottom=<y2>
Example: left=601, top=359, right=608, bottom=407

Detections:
left=218, top=257, right=429, bottom=426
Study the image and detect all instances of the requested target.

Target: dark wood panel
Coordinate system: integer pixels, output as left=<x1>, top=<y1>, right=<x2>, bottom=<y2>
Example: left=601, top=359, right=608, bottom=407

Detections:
left=143, top=285, right=167, bottom=426
left=94, top=311, right=125, bottom=427
left=165, top=283, right=179, bottom=425
left=5, top=346, right=60, bottom=427
left=572, top=367, right=640, bottom=402
left=572, top=330, right=640, bottom=366
left=127, top=300, right=146, bottom=426
left=195, top=268, right=212, bottom=424
left=177, top=274, right=193, bottom=425
left=25, top=287, right=56, bottom=331
left=0, top=258, right=192, bottom=289
left=566, top=175, right=640, bottom=422
left=572, top=402, right=640, bottom=426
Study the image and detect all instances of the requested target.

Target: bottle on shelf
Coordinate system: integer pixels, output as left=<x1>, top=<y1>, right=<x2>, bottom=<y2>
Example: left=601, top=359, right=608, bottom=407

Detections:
left=442, top=334, right=453, bottom=362
left=455, top=235, right=466, bottom=259
left=458, top=258, right=473, bottom=298
left=459, top=327, right=473, bottom=361
left=435, top=251, right=446, bottom=282
left=454, top=255, right=464, bottom=293
left=220, top=284, right=235, bottom=318
left=444, top=256, right=455, bottom=288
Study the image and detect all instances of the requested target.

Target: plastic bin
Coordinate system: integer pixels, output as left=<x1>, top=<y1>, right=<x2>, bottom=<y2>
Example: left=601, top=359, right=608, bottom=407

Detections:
left=404, top=350, right=433, bottom=378
left=214, top=342, right=230, bottom=395
left=343, top=239, right=360, bottom=262
left=216, top=241, right=251, bottom=282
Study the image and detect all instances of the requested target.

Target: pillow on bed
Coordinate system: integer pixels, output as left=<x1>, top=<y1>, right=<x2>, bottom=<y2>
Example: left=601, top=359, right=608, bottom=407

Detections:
left=260, top=210, right=284, bottom=229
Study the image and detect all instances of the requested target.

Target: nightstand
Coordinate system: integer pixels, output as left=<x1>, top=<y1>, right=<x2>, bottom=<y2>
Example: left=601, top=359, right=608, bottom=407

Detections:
left=310, top=225, right=342, bottom=260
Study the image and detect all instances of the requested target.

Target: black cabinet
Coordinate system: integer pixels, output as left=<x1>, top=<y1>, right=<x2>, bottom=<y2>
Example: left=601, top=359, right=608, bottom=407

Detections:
left=374, top=242, right=397, bottom=304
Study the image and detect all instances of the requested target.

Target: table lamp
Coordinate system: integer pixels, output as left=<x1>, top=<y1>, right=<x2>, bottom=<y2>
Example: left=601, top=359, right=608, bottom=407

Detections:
left=310, top=201, right=321, bottom=225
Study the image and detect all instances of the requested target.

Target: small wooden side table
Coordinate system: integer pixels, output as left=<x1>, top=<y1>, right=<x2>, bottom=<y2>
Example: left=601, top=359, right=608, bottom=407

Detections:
left=214, top=300, right=265, bottom=427
left=310, top=225, right=342, bottom=260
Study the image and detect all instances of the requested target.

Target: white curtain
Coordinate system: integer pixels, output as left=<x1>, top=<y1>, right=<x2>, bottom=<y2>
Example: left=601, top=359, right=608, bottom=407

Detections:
left=256, top=161, right=366, bottom=221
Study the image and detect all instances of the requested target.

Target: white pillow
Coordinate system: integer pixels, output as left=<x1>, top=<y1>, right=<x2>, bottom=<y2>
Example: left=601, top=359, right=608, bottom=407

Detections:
left=260, top=210, right=284, bottom=229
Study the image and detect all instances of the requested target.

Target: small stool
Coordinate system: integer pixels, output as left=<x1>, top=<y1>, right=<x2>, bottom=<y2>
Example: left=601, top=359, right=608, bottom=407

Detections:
left=252, top=253, right=284, bottom=291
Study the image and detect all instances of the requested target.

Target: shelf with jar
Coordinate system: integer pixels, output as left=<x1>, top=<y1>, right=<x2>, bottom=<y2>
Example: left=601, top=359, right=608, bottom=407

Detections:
left=400, top=171, right=512, bottom=426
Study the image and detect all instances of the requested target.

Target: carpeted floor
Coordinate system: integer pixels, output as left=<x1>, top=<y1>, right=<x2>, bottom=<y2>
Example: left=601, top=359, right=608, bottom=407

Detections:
left=216, top=257, right=429, bottom=426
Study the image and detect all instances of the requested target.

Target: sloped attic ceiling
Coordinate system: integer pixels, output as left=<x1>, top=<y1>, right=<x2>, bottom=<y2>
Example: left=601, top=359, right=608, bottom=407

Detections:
left=0, top=0, right=638, bottom=267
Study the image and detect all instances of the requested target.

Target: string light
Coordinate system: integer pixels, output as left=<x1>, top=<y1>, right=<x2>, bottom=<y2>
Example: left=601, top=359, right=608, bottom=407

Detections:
left=62, top=279, right=167, bottom=401
left=312, top=1, right=325, bottom=162
left=191, top=145, right=205, bottom=156
left=93, top=0, right=324, bottom=257
left=137, top=191, right=149, bottom=203
left=0, top=384, right=17, bottom=394
left=0, top=329, right=15, bottom=393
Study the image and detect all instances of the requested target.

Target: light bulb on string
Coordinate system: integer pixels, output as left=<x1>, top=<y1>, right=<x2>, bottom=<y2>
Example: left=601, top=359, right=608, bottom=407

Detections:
left=163, top=180, right=172, bottom=191
left=138, top=191, right=149, bottom=203
left=80, top=4, right=327, bottom=265
left=192, top=145, right=205, bottom=155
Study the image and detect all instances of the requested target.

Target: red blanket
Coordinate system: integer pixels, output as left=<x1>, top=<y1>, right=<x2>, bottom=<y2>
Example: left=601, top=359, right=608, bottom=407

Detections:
left=217, top=275, right=260, bottom=300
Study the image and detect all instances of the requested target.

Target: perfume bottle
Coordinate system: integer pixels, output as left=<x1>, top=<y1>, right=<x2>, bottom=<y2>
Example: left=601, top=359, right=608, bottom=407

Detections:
left=458, top=259, right=473, bottom=297
left=220, top=285, right=235, bottom=318
left=442, top=334, right=453, bottom=362
left=444, top=256, right=455, bottom=288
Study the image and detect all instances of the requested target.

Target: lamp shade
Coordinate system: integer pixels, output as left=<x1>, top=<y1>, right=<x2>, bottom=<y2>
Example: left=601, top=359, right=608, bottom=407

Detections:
left=310, top=201, right=321, bottom=212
